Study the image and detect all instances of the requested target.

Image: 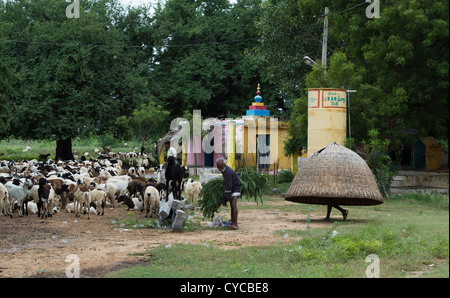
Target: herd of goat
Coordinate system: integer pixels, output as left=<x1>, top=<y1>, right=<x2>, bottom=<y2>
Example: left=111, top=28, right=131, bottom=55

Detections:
left=0, top=152, right=203, bottom=220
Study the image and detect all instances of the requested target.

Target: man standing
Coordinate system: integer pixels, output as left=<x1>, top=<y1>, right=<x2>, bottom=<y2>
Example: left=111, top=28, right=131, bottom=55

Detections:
left=216, top=158, right=241, bottom=230
left=164, top=141, right=177, bottom=162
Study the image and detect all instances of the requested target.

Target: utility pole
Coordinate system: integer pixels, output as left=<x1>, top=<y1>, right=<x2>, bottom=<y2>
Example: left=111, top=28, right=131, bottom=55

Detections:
left=322, top=7, right=329, bottom=74
left=343, top=87, right=357, bottom=148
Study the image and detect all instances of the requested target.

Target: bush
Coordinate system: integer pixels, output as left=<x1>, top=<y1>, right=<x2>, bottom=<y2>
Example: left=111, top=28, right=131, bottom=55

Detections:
left=277, top=169, right=294, bottom=184
left=356, top=129, right=397, bottom=197
left=98, top=133, right=121, bottom=148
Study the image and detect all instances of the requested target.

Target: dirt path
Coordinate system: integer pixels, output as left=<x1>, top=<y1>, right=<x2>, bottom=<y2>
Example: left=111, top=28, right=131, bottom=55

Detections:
left=0, top=198, right=330, bottom=277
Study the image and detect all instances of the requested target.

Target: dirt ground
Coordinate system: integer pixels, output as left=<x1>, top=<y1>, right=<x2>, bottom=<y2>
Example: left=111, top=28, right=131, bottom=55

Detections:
left=0, top=198, right=331, bottom=278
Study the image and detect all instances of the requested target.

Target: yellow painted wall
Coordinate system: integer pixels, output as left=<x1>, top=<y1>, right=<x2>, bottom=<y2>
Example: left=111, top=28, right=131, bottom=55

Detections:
left=241, top=117, right=291, bottom=170
left=307, top=88, right=347, bottom=156
left=182, top=142, right=188, bottom=166
left=159, top=147, right=165, bottom=164
left=420, top=137, right=443, bottom=170
left=227, top=121, right=236, bottom=170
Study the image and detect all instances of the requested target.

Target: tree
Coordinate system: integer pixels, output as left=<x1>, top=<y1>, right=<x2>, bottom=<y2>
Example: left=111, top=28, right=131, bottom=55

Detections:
left=0, top=57, right=15, bottom=134
left=0, top=10, right=16, bottom=135
left=0, top=0, right=155, bottom=159
left=115, top=102, right=170, bottom=148
left=150, top=0, right=287, bottom=120
left=257, top=0, right=449, bottom=153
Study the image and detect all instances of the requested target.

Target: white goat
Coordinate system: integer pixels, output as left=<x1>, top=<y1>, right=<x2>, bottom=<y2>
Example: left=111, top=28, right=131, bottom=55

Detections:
left=27, top=201, right=38, bottom=214
left=143, top=186, right=160, bottom=218
left=5, top=179, right=33, bottom=217
left=156, top=165, right=165, bottom=183
left=128, top=167, right=136, bottom=176
left=93, top=182, right=119, bottom=208
left=138, top=166, right=146, bottom=177
left=184, top=178, right=202, bottom=206
left=39, top=184, right=55, bottom=219
left=90, top=189, right=106, bottom=216
left=0, top=184, right=11, bottom=218
left=68, top=184, right=91, bottom=219
left=132, top=197, right=143, bottom=211
left=106, top=178, right=129, bottom=197
left=66, top=202, right=75, bottom=213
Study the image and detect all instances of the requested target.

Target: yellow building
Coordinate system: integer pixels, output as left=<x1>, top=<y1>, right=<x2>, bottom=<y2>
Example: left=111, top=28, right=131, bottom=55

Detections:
left=157, top=85, right=295, bottom=173
left=239, top=84, right=293, bottom=172
left=240, top=116, right=291, bottom=171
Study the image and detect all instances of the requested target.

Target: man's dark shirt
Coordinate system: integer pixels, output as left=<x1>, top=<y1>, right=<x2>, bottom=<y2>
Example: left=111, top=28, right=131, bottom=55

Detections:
left=221, top=165, right=242, bottom=201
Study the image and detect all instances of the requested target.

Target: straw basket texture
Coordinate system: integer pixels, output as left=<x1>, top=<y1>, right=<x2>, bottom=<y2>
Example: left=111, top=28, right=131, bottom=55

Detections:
left=285, top=142, right=383, bottom=206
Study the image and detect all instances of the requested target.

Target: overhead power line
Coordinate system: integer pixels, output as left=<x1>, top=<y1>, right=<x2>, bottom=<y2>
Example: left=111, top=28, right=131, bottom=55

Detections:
left=0, top=37, right=259, bottom=49
left=319, top=1, right=368, bottom=17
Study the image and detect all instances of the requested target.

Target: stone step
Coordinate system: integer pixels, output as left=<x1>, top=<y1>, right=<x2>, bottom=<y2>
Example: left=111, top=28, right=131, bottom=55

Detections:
left=390, top=171, right=448, bottom=189
left=389, top=187, right=449, bottom=196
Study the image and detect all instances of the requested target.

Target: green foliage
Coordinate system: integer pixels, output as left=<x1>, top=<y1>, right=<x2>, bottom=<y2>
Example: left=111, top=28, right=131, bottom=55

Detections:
left=236, top=166, right=268, bottom=204
left=252, top=0, right=319, bottom=99
left=98, top=133, right=121, bottom=148
left=257, top=0, right=449, bottom=150
left=430, top=234, right=449, bottom=259
left=356, top=129, right=397, bottom=197
left=390, top=193, right=449, bottom=211
left=0, top=57, right=15, bottom=134
left=198, top=178, right=225, bottom=220
left=150, top=0, right=288, bottom=119
left=115, top=102, right=170, bottom=146
left=439, top=139, right=448, bottom=155
left=199, top=166, right=268, bottom=219
left=0, top=0, right=155, bottom=144
left=290, top=224, right=427, bottom=264
left=284, top=96, right=307, bottom=156
left=277, top=169, right=294, bottom=184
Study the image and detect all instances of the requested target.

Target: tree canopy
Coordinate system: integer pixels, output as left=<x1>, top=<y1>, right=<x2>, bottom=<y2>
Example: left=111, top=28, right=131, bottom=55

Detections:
left=253, top=0, right=449, bottom=154
left=149, top=0, right=288, bottom=120
left=0, top=0, right=447, bottom=159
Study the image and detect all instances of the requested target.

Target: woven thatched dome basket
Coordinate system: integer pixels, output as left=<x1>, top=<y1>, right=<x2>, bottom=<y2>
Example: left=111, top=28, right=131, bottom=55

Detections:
left=285, top=142, right=384, bottom=206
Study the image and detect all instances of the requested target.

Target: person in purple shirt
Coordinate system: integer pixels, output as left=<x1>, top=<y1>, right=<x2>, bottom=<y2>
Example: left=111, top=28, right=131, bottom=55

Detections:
left=216, top=158, right=242, bottom=230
